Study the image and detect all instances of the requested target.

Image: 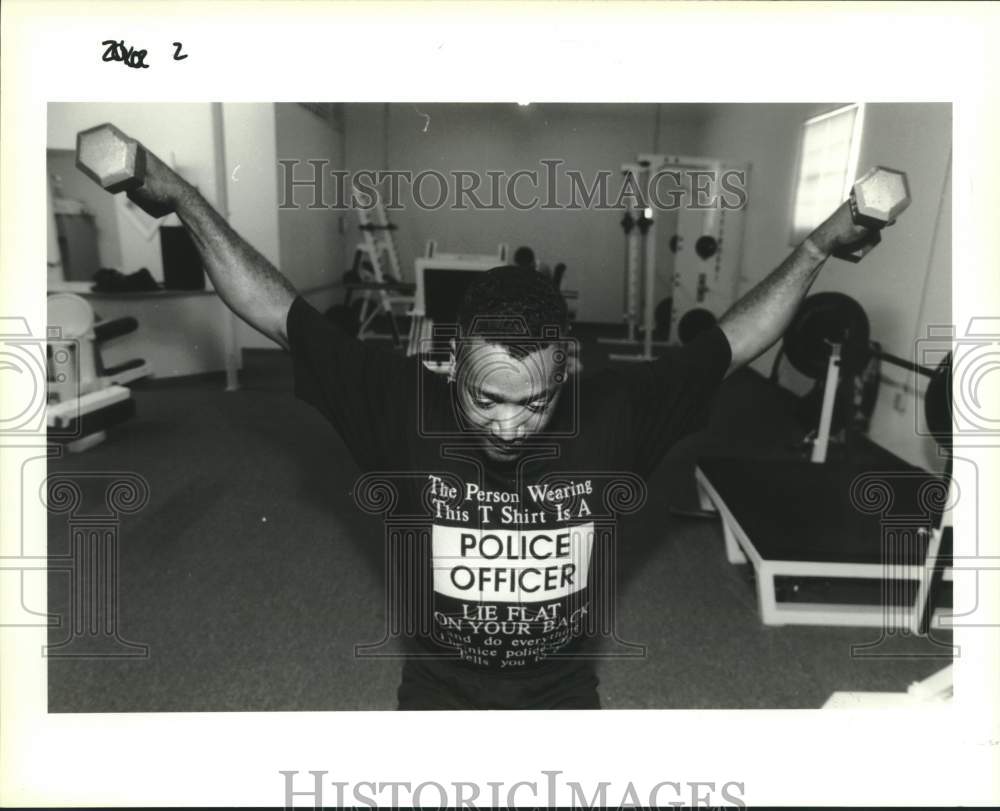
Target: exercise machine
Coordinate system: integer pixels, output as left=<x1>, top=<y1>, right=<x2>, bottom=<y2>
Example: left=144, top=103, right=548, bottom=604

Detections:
left=650, top=152, right=751, bottom=351
left=603, top=154, right=749, bottom=361
left=600, top=162, right=673, bottom=361
left=600, top=164, right=650, bottom=352
left=772, top=291, right=878, bottom=463
left=694, top=347, right=953, bottom=631
left=46, top=293, right=151, bottom=452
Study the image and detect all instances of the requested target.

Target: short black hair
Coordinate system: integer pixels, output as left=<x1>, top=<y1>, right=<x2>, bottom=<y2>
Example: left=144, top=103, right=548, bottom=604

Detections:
left=457, top=265, right=568, bottom=357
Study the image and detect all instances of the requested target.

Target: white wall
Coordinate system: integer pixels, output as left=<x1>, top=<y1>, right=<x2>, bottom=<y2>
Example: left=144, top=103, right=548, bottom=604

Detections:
left=868, top=110, right=961, bottom=469
left=274, top=103, right=344, bottom=302
left=698, top=102, right=953, bottom=470
left=817, top=104, right=952, bottom=356
left=343, top=103, right=708, bottom=323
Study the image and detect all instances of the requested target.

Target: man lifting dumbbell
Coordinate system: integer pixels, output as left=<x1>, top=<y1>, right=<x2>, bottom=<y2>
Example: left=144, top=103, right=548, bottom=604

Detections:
left=75, top=122, right=910, bottom=709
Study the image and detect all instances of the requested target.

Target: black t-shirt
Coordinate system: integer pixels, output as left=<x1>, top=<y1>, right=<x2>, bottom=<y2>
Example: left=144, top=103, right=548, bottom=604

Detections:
left=287, top=296, right=731, bottom=682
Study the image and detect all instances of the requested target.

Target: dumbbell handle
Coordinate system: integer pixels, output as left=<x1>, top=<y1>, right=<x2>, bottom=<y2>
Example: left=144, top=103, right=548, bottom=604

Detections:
left=830, top=166, right=911, bottom=262
left=823, top=197, right=880, bottom=263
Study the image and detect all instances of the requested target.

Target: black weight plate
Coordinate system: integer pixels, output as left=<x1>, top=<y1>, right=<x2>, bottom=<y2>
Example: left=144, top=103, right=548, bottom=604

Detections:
left=677, top=308, right=716, bottom=345
left=784, top=292, right=871, bottom=379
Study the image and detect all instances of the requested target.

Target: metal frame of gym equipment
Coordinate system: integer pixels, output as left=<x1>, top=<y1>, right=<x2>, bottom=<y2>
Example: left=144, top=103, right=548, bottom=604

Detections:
left=695, top=466, right=954, bottom=630
left=603, top=153, right=746, bottom=362
left=599, top=162, right=670, bottom=361
left=653, top=152, right=748, bottom=354
left=694, top=349, right=954, bottom=630
left=810, top=342, right=844, bottom=464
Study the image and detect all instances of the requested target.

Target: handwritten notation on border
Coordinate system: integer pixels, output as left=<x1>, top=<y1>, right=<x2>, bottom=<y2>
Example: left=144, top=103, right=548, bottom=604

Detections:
left=101, top=40, right=189, bottom=69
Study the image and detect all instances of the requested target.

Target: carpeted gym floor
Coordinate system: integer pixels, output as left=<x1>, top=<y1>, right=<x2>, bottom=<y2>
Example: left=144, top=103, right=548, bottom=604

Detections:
left=46, top=324, right=952, bottom=712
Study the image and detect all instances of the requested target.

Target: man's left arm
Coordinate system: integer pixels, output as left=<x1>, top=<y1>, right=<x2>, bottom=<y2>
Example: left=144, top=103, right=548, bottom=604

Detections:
left=718, top=200, right=880, bottom=376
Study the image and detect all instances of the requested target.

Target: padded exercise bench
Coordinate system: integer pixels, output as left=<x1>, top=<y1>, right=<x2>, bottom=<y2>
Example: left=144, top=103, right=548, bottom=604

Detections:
left=47, top=293, right=151, bottom=451
left=695, top=456, right=952, bottom=629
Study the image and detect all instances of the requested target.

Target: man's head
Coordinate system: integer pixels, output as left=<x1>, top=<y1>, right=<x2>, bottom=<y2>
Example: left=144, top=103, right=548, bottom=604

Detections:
left=452, top=265, right=570, bottom=462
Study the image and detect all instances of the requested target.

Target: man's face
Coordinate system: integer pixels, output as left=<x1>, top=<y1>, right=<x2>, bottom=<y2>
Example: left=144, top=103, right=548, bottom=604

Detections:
left=453, top=338, right=567, bottom=462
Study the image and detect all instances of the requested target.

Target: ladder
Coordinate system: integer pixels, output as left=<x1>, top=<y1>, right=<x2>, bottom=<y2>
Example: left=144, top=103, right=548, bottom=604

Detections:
left=351, top=194, right=413, bottom=347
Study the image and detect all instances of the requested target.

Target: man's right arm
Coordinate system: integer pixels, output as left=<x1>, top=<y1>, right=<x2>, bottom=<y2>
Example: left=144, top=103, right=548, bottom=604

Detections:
left=128, top=146, right=297, bottom=349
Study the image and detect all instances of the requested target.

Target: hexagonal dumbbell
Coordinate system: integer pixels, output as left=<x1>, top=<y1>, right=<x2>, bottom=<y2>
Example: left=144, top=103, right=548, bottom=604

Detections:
left=832, top=166, right=911, bottom=262
left=75, top=123, right=172, bottom=218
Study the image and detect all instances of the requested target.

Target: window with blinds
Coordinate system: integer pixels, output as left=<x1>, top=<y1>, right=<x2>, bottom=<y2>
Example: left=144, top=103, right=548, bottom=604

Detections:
left=790, top=104, right=865, bottom=243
